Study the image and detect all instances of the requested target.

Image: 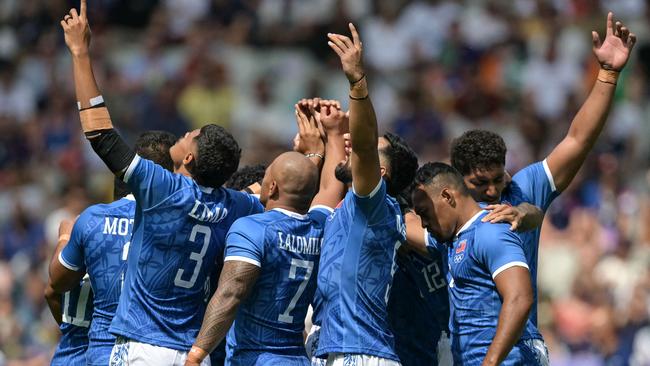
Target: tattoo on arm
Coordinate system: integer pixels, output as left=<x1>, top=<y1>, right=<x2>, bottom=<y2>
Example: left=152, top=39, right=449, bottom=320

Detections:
left=193, top=261, right=260, bottom=353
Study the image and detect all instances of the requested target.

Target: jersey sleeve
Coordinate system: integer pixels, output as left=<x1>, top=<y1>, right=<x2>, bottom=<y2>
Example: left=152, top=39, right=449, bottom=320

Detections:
left=224, top=218, right=265, bottom=267
left=122, top=155, right=187, bottom=210
left=351, top=179, right=388, bottom=224
left=511, top=160, right=559, bottom=212
left=474, top=225, right=529, bottom=279
left=59, top=210, right=92, bottom=272
left=308, top=206, right=334, bottom=226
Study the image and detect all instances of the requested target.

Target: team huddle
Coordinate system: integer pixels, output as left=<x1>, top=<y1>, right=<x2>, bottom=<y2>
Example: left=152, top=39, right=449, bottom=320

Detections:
left=47, top=1, right=637, bottom=365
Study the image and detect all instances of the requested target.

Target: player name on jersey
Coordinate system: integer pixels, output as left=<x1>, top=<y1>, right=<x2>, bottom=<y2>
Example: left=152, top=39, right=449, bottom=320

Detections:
left=277, top=232, right=322, bottom=255
left=189, top=200, right=229, bottom=223
left=103, top=217, right=134, bottom=236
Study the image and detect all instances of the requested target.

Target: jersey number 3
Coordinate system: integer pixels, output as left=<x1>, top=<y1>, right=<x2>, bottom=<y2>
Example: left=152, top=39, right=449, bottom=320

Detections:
left=175, top=224, right=211, bottom=288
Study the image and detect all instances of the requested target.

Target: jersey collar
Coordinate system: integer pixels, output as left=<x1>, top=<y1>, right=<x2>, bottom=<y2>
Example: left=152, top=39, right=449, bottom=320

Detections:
left=455, top=209, right=486, bottom=238
left=272, top=207, right=309, bottom=220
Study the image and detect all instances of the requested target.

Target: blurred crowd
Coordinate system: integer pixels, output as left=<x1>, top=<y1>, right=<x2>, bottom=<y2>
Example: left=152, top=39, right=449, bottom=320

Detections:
left=1, top=0, right=649, bottom=365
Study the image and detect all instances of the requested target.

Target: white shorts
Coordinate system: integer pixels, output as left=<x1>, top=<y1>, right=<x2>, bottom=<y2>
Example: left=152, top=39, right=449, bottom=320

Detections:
left=109, top=337, right=211, bottom=366
left=437, top=332, right=453, bottom=366
left=325, top=354, right=401, bottom=366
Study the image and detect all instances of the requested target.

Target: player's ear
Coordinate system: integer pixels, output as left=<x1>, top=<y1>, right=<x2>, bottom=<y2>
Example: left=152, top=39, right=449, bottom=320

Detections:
left=268, top=180, right=279, bottom=200
left=182, top=151, right=194, bottom=166
left=441, top=188, right=456, bottom=208
left=379, top=165, right=387, bottom=177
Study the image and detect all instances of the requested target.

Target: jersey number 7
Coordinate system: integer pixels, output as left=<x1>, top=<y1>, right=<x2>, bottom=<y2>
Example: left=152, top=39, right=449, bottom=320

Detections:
left=278, top=258, right=314, bottom=323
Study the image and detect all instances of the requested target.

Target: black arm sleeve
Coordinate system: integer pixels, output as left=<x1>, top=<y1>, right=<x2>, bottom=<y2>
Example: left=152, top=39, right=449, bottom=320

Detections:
left=85, top=129, right=136, bottom=176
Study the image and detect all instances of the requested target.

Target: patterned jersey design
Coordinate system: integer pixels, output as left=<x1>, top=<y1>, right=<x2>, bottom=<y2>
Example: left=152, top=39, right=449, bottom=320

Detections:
left=444, top=211, right=543, bottom=365
left=109, top=156, right=264, bottom=350
left=224, top=208, right=330, bottom=364
left=60, top=197, right=134, bottom=365
left=316, top=181, right=405, bottom=361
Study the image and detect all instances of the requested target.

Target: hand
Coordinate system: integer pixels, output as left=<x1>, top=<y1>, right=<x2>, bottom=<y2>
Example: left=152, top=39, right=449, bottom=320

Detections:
left=294, top=103, right=325, bottom=155
left=319, top=100, right=348, bottom=136
left=184, top=346, right=207, bottom=366
left=328, top=23, right=364, bottom=83
left=58, top=218, right=76, bottom=240
left=60, top=0, right=91, bottom=57
left=592, top=12, right=636, bottom=71
left=482, top=204, right=524, bottom=231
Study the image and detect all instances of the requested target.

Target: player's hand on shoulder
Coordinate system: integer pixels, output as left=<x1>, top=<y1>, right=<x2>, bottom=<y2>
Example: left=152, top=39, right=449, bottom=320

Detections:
left=592, top=12, right=636, bottom=71
left=328, top=23, right=365, bottom=83
left=60, top=0, right=91, bottom=57
left=482, top=204, right=524, bottom=231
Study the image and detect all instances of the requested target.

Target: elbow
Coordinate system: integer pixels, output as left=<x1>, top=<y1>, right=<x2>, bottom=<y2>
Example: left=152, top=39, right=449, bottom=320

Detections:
left=44, top=283, right=57, bottom=301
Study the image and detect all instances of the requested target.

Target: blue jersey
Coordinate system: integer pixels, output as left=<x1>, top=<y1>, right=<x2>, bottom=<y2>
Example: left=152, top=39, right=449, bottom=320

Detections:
left=444, top=210, right=542, bottom=365
left=109, top=156, right=264, bottom=350
left=316, top=180, right=405, bottom=361
left=224, top=207, right=331, bottom=365
left=388, top=249, right=449, bottom=366
left=59, top=196, right=134, bottom=365
left=51, top=277, right=93, bottom=366
left=501, top=160, right=558, bottom=327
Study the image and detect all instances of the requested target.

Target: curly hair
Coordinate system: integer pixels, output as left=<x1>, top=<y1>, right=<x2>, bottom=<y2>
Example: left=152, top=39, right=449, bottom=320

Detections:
left=189, top=124, right=241, bottom=188
left=450, top=130, right=506, bottom=176
left=225, top=164, right=267, bottom=191
left=380, top=132, right=419, bottom=197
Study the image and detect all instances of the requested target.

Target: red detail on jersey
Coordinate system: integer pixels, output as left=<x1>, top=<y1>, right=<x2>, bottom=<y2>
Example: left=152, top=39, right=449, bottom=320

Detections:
left=335, top=200, right=344, bottom=209
left=456, top=240, right=467, bottom=254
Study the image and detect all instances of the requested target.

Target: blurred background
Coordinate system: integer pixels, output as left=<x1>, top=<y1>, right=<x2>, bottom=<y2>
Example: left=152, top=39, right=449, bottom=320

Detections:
left=0, top=0, right=649, bottom=365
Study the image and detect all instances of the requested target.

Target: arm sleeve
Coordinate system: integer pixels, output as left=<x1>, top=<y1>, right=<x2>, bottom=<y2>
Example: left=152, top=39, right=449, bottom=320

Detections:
left=87, top=129, right=136, bottom=175
left=224, top=218, right=265, bottom=267
left=59, top=212, right=91, bottom=272
left=511, top=160, right=559, bottom=212
left=122, top=156, right=187, bottom=210
left=474, top=226, right=529, bottom=279
left=352, top=179, right=388, bottom=224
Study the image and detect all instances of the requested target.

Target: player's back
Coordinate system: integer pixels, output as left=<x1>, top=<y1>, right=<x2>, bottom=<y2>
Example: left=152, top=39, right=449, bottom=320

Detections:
left=388, top=250, right=448, bottom=366
left=51, top=276, right=93, bottom=366
left=59, top=197, right=134, bottom=365
left=225, top=208, right=328, bottom=365
left=446, top=211, right=543, bottom=365
left=316, top=181, right=405, bottom=361
left=110, top=157, right=263, bottom=350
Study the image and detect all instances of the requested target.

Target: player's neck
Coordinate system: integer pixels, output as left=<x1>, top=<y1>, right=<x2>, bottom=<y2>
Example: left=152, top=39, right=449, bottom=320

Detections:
left=265, top=201, right=309, bottom=215
left=174, top=165, right=193, bottom=179
left=454, top=198, right=483, bottom=237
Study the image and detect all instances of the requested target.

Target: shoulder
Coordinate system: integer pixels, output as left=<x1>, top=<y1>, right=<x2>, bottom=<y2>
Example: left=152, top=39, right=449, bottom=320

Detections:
left=230, top=212, right=269, bottom=233
left=472, top=222, right=521, bottom=250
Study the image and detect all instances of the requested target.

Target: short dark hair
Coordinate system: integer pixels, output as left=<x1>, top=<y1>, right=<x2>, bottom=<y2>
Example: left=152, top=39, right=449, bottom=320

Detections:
left=225, top=164, right=267, bottom=191
left=114, top=130, right=177, bottom=199
left=189, top=124, right=241, bottom=188
left=450, top=130, right=506, bottom=176
left=414, top=162, right=469, bottom=195
left=380, top=132, right=418, bottom=197
left=135, top=130, right=177, bottom=172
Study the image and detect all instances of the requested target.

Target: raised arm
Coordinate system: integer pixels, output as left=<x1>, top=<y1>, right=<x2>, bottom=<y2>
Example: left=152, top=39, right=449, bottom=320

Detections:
left=483, top=267, right=533, bottom=366
left=546, top=12, right=636, bottom=192
left=186, top=260, right=260, bottom=366
left=60, top=0, right=135, bottom=177
left=310, top=100, right=348, bottom=208
left=328, top=24, right=380, bottom=196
